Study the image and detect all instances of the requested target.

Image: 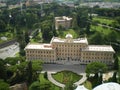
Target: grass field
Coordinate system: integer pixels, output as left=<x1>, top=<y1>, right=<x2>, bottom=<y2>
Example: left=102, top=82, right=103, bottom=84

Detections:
left=93, top=17, right=114, bottom=25
left=30, top=32, right=43, bottom=43
left=83, top=81, right=92, bottom=90
left=91, top=25, right=112, bottom=35
left=52, top=71, right=82, bottom=84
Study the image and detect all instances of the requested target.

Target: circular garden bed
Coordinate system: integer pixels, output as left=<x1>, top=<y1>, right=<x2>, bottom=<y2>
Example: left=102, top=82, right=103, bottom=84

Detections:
left=52, top=70, right=82, bottom=84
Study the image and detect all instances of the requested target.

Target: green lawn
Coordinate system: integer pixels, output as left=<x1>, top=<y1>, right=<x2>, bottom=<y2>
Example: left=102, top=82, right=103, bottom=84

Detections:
left=83, top=81, right=92, bottom=90
left=58, top=29, right=79, bottom=39
left=93, top=17, right=114, bottom=25
left=39, top=73, right=61, bottom=90
left=0, top=31, right=14, bottom=43
left=30, top=32, right=43, bottom=43
left=52, top=70, right=82, bottom=84
left=91, top=25, right=112, bottom=35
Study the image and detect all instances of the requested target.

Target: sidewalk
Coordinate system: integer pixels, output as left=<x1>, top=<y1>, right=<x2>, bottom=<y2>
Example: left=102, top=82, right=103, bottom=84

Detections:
left=74, top=73, right=87, bottom=86
left=47, top=72, right=65, bottom=89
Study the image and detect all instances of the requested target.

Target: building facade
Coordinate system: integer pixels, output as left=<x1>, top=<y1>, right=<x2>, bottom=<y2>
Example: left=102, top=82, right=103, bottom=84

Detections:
left=55, top=16, right=72, bottom=30
left=25, top=34, right=115, bottom=65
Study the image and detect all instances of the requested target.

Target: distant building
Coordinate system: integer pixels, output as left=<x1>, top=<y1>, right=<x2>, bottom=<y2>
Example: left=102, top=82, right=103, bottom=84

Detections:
left=25, top=34, right=115, bottom=65
left=33, top=0, right=53, bottom=4
left=80, top=2, right=120, bottom=9
left=0, top=2, right=6, bottom=7
left=55, top=16, right=72, bottom=30
left=9, top=4, right=21, bottom=9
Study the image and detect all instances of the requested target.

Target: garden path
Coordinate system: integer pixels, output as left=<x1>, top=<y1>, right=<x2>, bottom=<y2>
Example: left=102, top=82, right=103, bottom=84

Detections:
left=47, top=72, right=65, bottom=89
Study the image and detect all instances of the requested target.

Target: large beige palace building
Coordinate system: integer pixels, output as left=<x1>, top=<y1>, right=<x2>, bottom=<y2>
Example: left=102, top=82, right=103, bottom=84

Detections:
left=25, top=34, right=115, bottom=65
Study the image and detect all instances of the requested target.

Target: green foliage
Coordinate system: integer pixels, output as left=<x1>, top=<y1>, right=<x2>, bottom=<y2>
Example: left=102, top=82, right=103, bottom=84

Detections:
left=85, top=62, right=108, bottom=75
left=0, top=59, right=7, bottom=81
left=6, top=60, right=42, bottom=85
left=0, top=20, right=6, bottom=32
left=5, top=57, right=25, bottom=65
left=29, top=81, right=40, bottom=90
left=44, top=72, right=48, bottom=80
left=114, top=54, right=119, bottom=70
left=39, top=73, right=61, bottom=90
left=95, top=8, right=120, bottom=17
left=89, top=31, right=105, bottom=45
left=118, top=58, right=120, bottom=83
left=25, top=31, right=30, bottom=44
left=41, top=20, right=53, bottom=41
left=106, top=31, right=117, bottom=42
left=83, top=81, right=92, bottom=90
left=76, top=7, right=89, bottom=28
left=64, top=81, right=75, bottom=90
left=0, top=80, right=9, bottom=90
left=32, top=60, right=42, bottom=72
left=27, top=61, right=32, bottom=84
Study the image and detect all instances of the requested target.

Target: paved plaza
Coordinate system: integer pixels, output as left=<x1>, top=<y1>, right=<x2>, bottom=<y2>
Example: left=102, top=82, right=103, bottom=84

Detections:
left=0, top=42, right=19, bottom=59
left=42, top=64, right=86, bottom=74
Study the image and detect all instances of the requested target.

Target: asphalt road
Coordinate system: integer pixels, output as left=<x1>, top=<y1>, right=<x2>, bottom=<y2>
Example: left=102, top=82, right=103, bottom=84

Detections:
left=42, top=64, right=86, bottom=74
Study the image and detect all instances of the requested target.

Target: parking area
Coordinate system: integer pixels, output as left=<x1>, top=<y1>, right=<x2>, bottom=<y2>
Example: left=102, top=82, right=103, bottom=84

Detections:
left=0, top=42, right=20, bottom=59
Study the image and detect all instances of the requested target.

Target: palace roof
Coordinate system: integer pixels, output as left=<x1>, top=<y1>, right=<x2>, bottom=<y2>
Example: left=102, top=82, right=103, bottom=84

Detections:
left=25, top=43, right=53, bottom=50
left=82, top=45, right=115, bottom=52
left=51, top=37, right=88, bottom=44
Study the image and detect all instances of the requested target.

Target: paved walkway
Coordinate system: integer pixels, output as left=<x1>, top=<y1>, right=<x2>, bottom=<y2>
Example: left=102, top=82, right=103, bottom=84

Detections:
left=74, top=73, right=87, bottom=86
left=47, top=72, right=65, bottom=89
left=47, top=71, right=87, bottom=89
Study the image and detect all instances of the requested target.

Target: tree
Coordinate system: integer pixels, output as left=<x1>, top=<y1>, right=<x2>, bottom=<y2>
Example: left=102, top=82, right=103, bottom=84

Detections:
left=44, top=72, right=48, bottom=80
left=118, top=59, right=120, bottom=83
left=29, top=81, right=40, bottom=90
left=89, top=31, right=105, bottom=45
left=0, top=20, right=6, bottom=32
left=25, top=31, right=30, bottom=44
left=76, top=7, right=89, bottom=28
left=114, top=54, right=119, bottom=70
left=27, top=61, right=32, bottom=84
left=0, top=59, right=7, bottom=81
left=65, top=81, right=75, bottom=90
left=41, top=20, right=53, bottom=41
left=72, top=13, right=79, bottom=30
left=85, top=62, right=108, bottom=77
left=0, top=80, right=9, bottom=90
left=86, top=21, right=91, bottom=34
left=108, top=72, right=117, bottom=82
left=106, top=31, right=117, bottom=42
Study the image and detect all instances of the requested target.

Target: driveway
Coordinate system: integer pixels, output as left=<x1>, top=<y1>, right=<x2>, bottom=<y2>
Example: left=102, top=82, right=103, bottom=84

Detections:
left=42, top=64, right=86, bottom=74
